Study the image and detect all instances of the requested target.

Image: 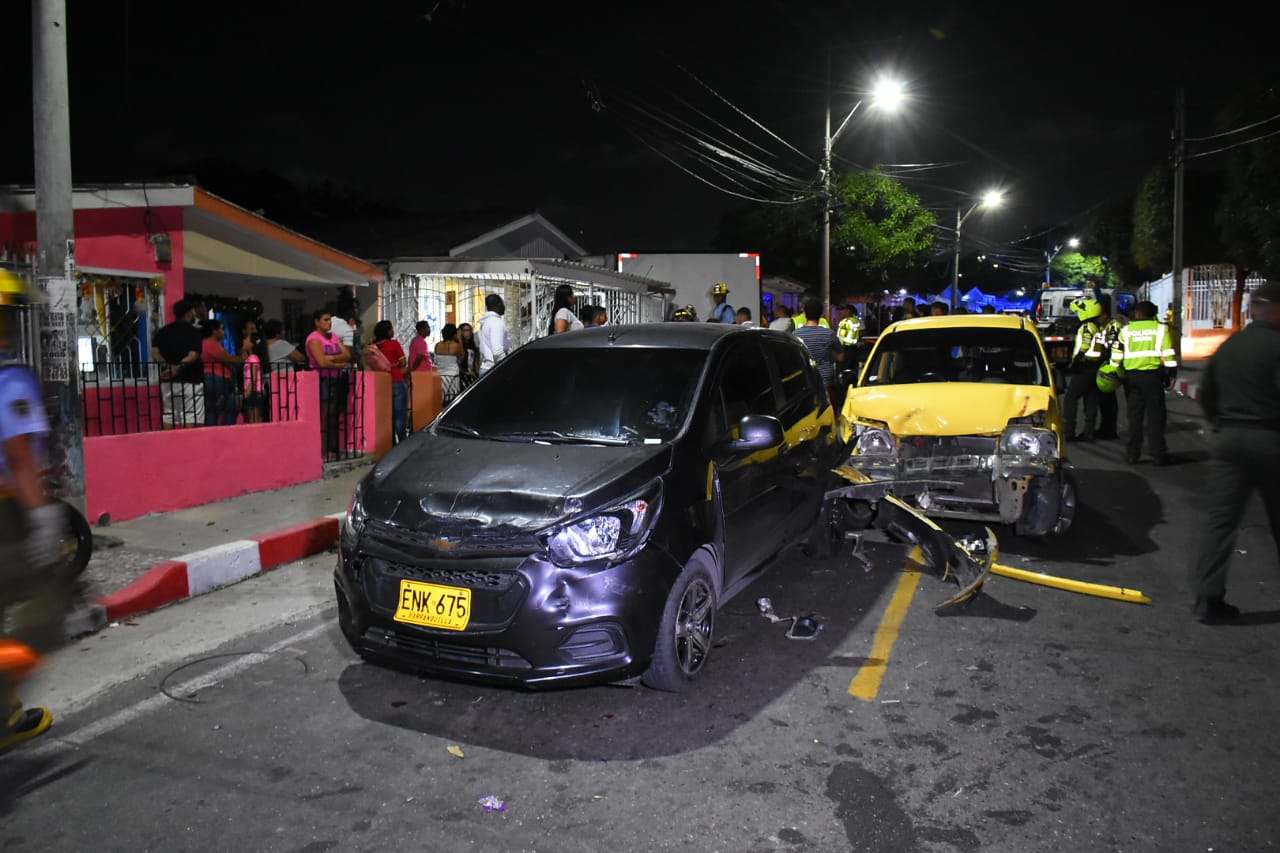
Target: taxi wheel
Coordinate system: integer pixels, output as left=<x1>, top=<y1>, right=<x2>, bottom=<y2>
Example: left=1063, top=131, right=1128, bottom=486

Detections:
left=643, top=564, right=716, bottom=692
left=802, top=498, right=840, bottom=559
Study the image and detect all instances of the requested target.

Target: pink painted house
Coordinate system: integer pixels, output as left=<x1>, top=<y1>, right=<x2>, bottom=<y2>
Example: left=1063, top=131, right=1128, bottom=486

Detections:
left=0, top=183, right=429, bottom=523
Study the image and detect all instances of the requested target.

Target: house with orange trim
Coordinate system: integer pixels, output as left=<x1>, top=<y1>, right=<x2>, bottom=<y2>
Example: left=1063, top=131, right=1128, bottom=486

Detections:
left=0, top=183, right=436, bottom=523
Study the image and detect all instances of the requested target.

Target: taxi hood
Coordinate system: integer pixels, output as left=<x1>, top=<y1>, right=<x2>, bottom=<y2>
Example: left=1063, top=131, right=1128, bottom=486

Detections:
left=843, top=383, right=1053, bottom=437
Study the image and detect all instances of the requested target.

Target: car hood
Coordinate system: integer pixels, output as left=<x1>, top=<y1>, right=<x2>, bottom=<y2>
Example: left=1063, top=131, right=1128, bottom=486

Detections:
left=844, top=383, right=1053, bottom=436
left=366, top=434, right=673, bottom=534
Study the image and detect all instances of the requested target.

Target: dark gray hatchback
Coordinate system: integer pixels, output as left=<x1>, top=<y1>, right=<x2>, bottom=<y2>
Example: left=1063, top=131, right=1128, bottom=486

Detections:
left=335, top=323, right=844, bottom=690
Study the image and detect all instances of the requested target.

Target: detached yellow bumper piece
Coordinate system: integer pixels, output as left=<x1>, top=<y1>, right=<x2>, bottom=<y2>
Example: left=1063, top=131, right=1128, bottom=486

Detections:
left=990, top=563, right=1151, bottom=605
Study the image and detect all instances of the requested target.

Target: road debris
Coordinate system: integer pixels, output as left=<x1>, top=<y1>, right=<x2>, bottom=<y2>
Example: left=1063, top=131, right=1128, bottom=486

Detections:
left=478, top=795, right=505, bottom=811
left=755, top=598, right=823, bottom=640
left=447, top=745, right=464, bottom=758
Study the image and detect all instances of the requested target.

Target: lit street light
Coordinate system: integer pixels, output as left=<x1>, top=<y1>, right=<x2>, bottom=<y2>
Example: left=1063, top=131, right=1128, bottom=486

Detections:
left=951, top=190, right=1005, bottom=313
left=819, top=64, right=905, bottom=313
left=1044, top=236, right=1079, bottom=286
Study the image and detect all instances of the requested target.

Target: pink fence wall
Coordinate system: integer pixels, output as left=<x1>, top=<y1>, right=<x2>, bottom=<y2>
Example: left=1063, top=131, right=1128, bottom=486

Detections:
left=83, top=383, right=165, bottom=437
left=84, top=371, right=322, bottom=523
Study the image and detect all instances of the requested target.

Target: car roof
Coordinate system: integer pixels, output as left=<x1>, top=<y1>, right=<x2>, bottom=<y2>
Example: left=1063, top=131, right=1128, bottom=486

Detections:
left=519, top=323, right=791, bottom=351
left=885, top=314, right=1037, bottom=333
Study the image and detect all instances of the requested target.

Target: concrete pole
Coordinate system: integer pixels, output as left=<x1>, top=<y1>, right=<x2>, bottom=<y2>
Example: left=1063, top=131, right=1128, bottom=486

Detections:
left=819, top=46, right=832, bottom=316
left=1170, top=89, right=1186, bottom=351
left=32, top=0, right=85, bottom=511
left=951, top=207, right=961, bottom=313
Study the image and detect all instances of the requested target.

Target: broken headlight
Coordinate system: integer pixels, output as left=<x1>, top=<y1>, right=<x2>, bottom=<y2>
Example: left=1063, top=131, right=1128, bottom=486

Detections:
left=853, top=426, right=896, bottom=456
left=346, top=477, right=369, bottom=536
left=539, top=481, right=662, bottom=566
left=999, top=426, right=1058, bottom=459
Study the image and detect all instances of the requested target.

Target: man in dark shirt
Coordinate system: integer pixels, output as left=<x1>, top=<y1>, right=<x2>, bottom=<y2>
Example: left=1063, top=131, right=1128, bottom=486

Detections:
left=151, top=299, right=205, bottom=428
left=794, top=296, right=844, bottom=408
left=1189, top=281, right=1280, bottom=622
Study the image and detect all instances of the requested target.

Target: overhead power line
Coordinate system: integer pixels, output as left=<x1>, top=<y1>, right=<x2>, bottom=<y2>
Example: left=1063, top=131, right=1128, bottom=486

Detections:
left=1187, top=125, right=1280, bottom=159
left=1186, top=110, right=1280, bottom=142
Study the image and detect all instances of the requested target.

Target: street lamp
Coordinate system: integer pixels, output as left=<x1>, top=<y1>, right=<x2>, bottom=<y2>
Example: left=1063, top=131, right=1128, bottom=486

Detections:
left=1044, top=237, right=1079, bottom=286
left=820, top=70, right=905, bottom=314
left=951, top=190, right=1005, bottom=313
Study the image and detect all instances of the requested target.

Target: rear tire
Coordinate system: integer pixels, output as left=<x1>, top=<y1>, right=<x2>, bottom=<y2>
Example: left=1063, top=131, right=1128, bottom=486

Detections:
left=642, top=563, right=716, bottom=692
left=60, top=500, right=93, bottom=578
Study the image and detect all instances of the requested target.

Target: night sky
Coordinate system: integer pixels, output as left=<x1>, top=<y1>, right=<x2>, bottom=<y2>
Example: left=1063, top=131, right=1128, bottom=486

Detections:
left=7, top=1, right=1275, bottom=267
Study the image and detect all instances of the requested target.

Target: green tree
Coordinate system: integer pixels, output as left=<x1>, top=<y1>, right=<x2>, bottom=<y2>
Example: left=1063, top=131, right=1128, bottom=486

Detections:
left=1052, top=252, right=1111, bottom=287
left=1215, top=82, right=1280, bottom=327
left=712, top=169, right=936, bottom=295
left=1131, top=167, right=1172, bottom=276
left=1085, top=199, right=1138, bottom=287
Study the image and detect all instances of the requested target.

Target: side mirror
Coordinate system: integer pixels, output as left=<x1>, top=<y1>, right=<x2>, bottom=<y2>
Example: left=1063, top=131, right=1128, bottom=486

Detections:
left=722, top=414, right=784, bottom=454
left=838, top=369, right=859, bottom=387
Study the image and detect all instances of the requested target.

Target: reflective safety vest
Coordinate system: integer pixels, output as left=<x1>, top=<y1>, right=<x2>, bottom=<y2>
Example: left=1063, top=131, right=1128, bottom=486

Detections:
left=836, top=315, right=862, bottom=346
left=1073, top=319, right=1106, bottom=362
left=1112, top=319, right=1176, bottom=372
left=793, top=313, right=830, bottom=330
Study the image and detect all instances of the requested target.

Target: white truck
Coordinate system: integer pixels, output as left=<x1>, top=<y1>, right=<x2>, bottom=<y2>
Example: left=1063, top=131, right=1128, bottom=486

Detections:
left=613, top=252, right=763, bottom=323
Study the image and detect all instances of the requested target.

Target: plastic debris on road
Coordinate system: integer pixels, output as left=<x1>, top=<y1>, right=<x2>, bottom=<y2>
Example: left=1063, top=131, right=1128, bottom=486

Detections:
left=447, top=745, right=464, bottom=758
left=478, top=795, right=505, bottom=811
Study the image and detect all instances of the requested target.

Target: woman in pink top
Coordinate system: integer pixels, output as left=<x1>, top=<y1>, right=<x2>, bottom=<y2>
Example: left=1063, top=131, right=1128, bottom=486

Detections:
left=242, top=325, right=269, bottom=424
left=201, top=319, right=244, bottom=426
left=306, top=309, right=351, bottom=461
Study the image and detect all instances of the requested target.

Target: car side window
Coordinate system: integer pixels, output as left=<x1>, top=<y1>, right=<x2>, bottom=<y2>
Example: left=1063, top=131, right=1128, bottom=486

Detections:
left=763, top=338, right=821, bottom=429
left=709, top=340, right=776, bottom=438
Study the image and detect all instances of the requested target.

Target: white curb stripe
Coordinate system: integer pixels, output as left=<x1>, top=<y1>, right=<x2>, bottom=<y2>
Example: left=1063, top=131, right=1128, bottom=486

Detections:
left=184, top=540, right=264, bottom=597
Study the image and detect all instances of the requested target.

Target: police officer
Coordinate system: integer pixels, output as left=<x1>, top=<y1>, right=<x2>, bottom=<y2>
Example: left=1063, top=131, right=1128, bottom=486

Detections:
left=0, top=270, right=65, bottom=752
left=1062, top=297, right=1106, bottom=441
left=1093, top=298, right=1123, bottom=439
left=707, top=283, right=734, bottom=323
left=1111, top=300, right=1177, bottom=464
left=836, top=303, right=862, bottom=349
left=1188, top=282, right=1280, bottom=622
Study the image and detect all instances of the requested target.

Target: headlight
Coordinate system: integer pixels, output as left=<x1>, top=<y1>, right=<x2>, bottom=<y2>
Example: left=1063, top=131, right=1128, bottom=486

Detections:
left=853, top=426, right=896, bottom=456
left=346, top=479, right=369, bottom=535
left=999, top=426, right=1058, bottom=459
left=539, top=481, right=662, bottom=567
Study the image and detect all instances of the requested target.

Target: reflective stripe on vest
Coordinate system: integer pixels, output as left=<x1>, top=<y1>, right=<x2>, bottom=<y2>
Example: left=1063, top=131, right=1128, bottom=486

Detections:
left=837, top=316, right=861, bottom=346
left=1113, top=320, right=1177, bottom=371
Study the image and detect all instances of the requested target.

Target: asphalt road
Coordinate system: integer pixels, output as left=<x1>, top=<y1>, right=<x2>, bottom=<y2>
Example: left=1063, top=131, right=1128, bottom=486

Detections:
left=4, top=392, right=1279, bottom=852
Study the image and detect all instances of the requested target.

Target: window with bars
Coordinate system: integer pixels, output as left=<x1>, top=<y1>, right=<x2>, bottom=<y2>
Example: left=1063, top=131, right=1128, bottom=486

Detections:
left=77, top=274, right=165, bottom=377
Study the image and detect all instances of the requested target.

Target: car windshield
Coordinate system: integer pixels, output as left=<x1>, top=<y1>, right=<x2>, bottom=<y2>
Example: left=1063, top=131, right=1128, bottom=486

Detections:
left=437, top=347, right=707, bottom=444
left=861, top=327, right=1049, bottom=387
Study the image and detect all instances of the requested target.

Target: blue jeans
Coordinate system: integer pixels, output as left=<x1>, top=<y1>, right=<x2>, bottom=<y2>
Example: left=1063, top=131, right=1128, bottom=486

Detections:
left=391, top=381, right=408, bottom=439
left=203, top=375, right=237, bottom=426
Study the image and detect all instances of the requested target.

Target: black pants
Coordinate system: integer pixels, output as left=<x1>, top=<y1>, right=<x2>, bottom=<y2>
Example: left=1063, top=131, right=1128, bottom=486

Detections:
left=1062, top=362, right=1101, bottom=439
left=1097, top=387, right=1118, bottom=435
left=1190, top=427, right=1280, bottom=602
left=1124, top=370, right=1167, bottom=460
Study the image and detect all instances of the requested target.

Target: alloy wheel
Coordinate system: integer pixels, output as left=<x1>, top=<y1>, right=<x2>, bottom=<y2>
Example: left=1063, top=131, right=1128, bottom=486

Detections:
left=674, top=578, right=715, bottom=676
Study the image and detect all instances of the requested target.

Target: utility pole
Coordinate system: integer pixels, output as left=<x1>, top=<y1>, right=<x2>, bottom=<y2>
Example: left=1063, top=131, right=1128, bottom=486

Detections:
left=1170, top=89, right=1186, bottom=352
left=951, top=207, right=962, bottom=313
left=32, top=0, right=85, bottom=512
left=819, top=44, right=832, bottom=315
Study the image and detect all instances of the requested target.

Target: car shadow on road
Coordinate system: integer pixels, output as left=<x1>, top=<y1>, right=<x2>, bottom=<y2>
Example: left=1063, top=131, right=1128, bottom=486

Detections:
left=335, top=539, right=973, bottom=761
left=992, top=466, right=1163, bottom=565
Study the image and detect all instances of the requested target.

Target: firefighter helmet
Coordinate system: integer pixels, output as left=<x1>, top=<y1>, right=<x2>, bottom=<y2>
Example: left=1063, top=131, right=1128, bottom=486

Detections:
left=711, top=282, right=729, bottom=296
left=671, top=305, right=698, bottom=322
left=1069, top=296, right=1102, bottom=322
left=1096, top=362, right=1125, bottom=393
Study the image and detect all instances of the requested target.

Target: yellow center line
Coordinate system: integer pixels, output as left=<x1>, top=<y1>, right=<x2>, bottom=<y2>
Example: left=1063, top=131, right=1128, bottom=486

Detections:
left=848, top=549, right=923, bottom=701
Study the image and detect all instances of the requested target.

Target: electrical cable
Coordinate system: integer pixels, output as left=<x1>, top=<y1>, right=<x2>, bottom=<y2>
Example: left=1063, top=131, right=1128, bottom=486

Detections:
left=1186, top=110, right=1280, bottom=142
left=1187, top=126, right=1280, bottom=159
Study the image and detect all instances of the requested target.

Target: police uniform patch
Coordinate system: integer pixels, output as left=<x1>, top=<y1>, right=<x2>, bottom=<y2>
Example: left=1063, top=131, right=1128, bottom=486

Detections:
left=12, top=398, right=30, bottom=417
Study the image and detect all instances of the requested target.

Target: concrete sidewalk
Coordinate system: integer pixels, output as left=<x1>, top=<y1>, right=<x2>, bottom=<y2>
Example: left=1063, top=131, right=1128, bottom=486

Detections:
left=65, top=461, right=369, bottom=637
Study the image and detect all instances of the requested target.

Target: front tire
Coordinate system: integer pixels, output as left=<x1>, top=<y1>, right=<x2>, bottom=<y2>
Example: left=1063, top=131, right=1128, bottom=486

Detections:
left=642, top=563, right=716, bottom=692
left=1052, top=469, right=1079, bottom=535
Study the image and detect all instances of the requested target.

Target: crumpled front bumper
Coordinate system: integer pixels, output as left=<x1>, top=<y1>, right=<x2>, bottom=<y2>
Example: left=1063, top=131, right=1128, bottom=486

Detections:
left=826, top=451, right=1067, bottom=535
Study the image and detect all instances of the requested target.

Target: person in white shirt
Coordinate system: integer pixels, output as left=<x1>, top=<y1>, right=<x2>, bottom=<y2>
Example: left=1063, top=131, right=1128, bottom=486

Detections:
left=769, top=303, right=795, bottom=332
left=549, top=284, right=584, bottom=334
left=477, top=294, right=511, bottom=375
left=735, top=307, right=757, bottom=328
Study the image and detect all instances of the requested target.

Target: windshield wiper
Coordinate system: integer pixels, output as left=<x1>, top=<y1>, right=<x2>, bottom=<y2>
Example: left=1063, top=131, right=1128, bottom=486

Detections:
left=435, top=422, right=483, bottom=439
left=492, top=430, right=630, bottom=446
